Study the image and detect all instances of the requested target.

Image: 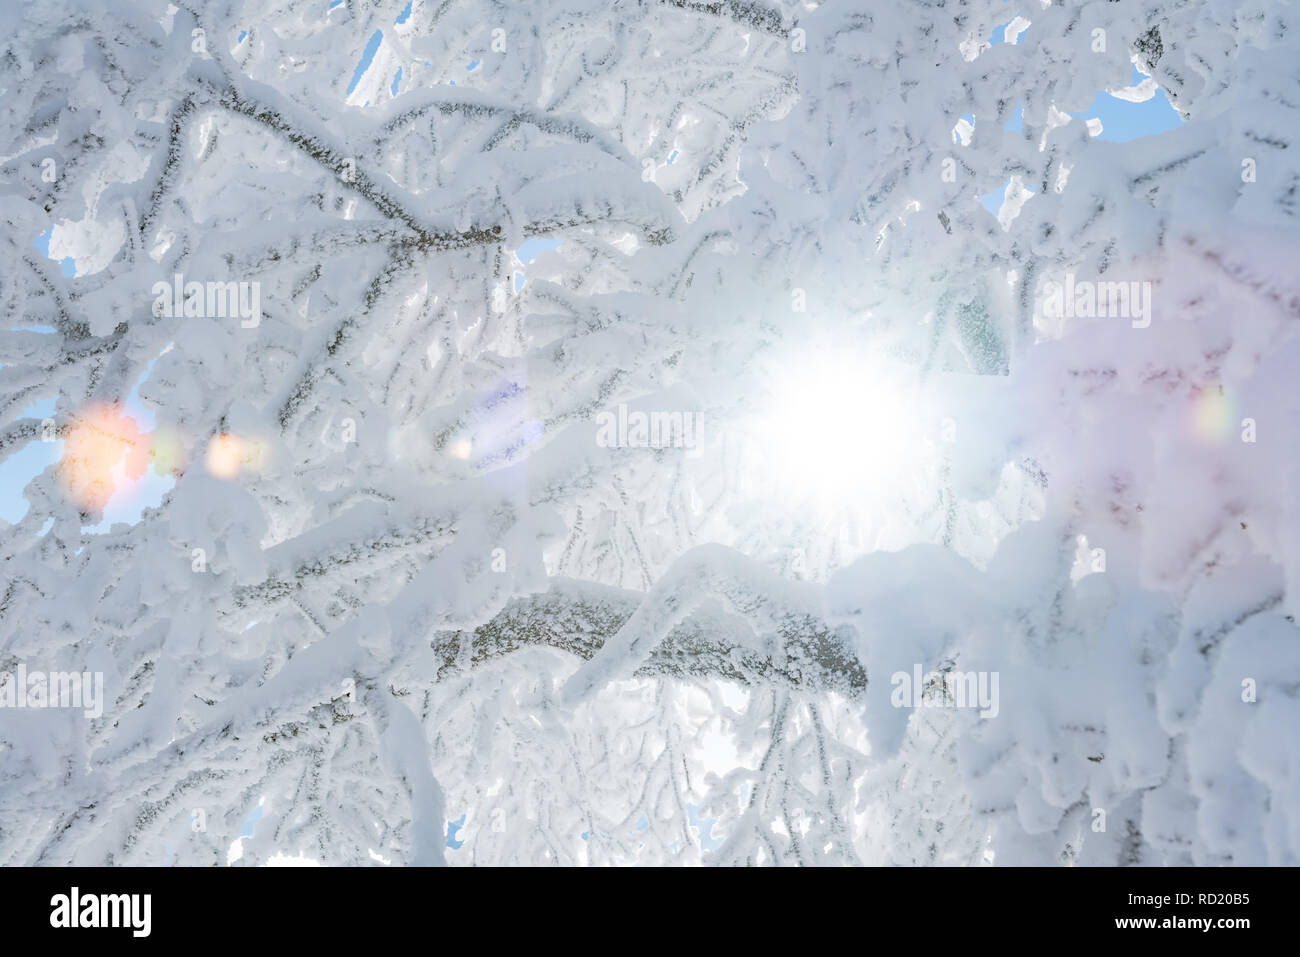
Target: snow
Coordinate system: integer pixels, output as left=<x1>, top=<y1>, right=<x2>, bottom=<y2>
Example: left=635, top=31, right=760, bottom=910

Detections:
left=0, top=0, right=1297, bottom=868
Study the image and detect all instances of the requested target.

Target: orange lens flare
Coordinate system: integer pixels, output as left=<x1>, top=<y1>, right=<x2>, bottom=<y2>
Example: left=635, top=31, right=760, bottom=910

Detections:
left=204, top=432, right=268, bottom=479
left=205, top=433, right=244, bottom=479
left=58, top=403, right=149, bottom=512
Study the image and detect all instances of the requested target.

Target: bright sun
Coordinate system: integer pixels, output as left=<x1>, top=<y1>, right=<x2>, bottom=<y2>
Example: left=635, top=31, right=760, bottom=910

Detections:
left=752, top=346, right=934, bottom=513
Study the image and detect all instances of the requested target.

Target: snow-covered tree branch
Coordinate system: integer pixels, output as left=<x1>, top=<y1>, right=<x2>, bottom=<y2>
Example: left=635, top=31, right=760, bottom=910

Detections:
left=1, top=0, right=1298, bottom=866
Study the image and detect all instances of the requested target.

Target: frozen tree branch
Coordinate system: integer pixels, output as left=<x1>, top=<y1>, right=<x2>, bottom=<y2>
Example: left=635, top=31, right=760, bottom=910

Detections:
left=432, top=578, right=867, bottom=697
left=2, top=0, right=1299, bottom=868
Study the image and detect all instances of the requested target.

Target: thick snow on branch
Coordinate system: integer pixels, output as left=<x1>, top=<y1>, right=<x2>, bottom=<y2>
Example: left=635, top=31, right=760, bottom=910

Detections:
left=0, top=0, right=1298, bottom=866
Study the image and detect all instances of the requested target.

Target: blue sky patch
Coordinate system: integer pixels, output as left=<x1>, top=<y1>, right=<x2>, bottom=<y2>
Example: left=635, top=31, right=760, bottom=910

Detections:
left=346, top=30, right=383, bottom=96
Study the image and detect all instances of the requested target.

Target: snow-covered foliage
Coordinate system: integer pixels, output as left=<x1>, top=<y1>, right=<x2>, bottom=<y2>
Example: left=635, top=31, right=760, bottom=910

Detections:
left=1, top=0, right=1298, bottom=865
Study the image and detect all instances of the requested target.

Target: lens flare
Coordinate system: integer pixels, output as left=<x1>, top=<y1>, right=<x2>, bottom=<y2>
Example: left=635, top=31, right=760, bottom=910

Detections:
left=1189, top=386, right=1235, bottom=444
left=205, top=432, right=269, bottom=479
left=149, top=424, right=187, bottom=476
left=58, top=403, right=149, bottom=512
left=205, top=433, right=244, bottom=479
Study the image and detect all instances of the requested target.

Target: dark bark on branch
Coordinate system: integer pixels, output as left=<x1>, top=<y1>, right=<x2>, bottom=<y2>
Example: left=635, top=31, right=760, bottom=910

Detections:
left=432, top=579, right=868, bottom=698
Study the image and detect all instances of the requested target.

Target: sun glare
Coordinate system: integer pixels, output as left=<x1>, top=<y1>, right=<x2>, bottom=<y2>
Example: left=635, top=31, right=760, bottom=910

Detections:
left=753, top=347, right=932, bottom=511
